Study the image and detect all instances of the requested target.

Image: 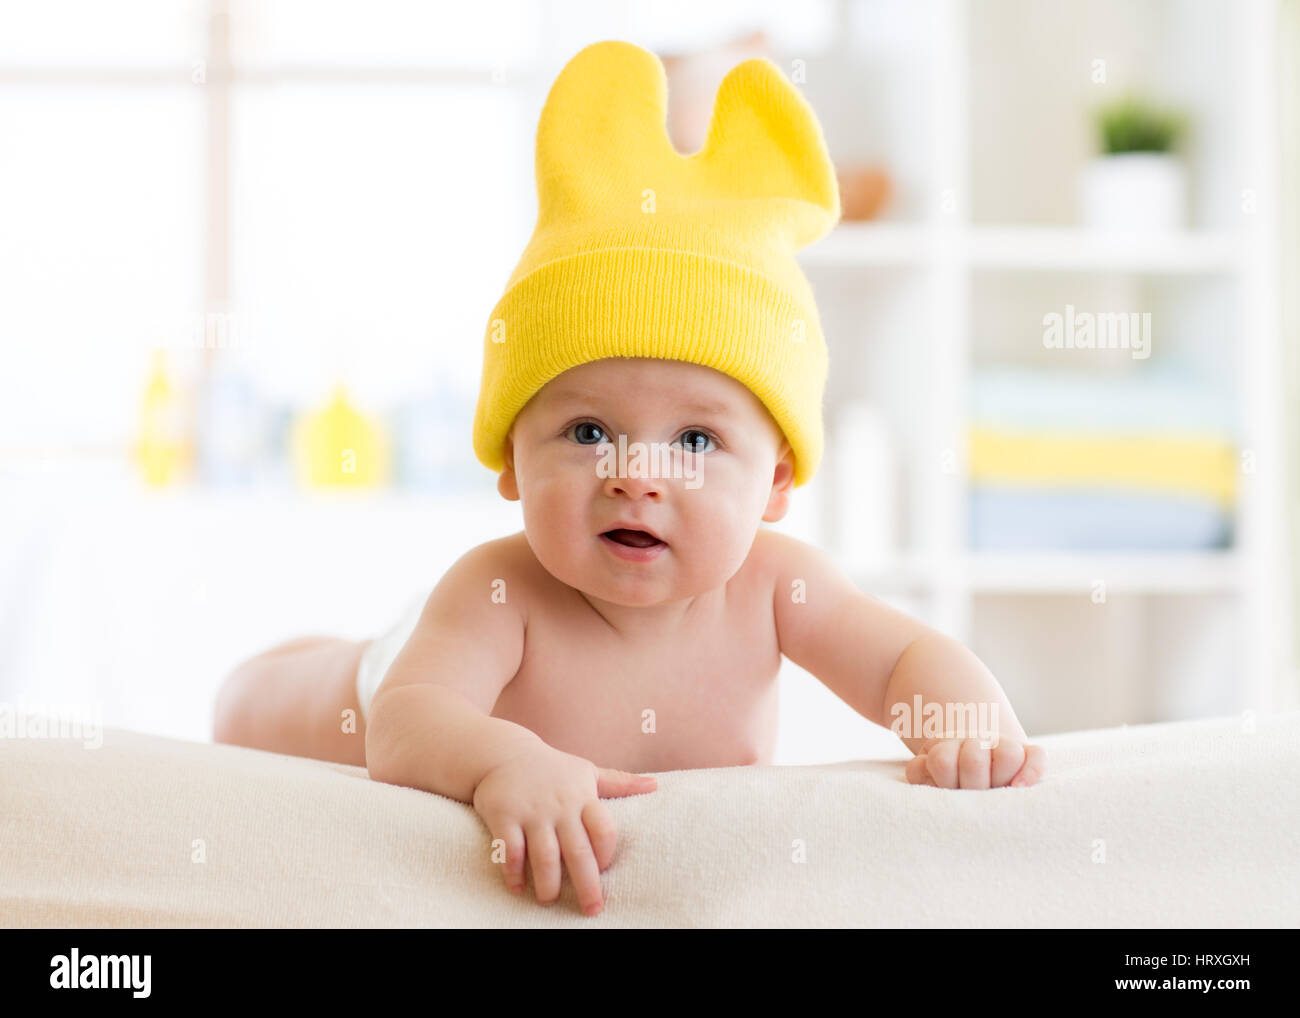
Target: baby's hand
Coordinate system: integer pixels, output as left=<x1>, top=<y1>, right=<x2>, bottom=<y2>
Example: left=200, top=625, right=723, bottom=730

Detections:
left=904, top=737, right=1046, bottom=790
left=471, top=744, right=657, bottom=916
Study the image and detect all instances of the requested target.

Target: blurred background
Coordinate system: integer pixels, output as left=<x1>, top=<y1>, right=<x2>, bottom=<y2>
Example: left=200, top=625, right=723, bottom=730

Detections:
left=1, top=0, right=1297, bottom=763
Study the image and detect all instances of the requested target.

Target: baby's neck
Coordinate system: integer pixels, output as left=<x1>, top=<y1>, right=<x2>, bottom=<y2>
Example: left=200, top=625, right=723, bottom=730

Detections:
left=576, top=586, right=723, bottom=641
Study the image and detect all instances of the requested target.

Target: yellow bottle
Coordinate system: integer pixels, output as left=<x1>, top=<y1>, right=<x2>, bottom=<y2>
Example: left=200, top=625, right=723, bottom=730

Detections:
left=293, top=384, right=389, bottom=488
left=134, top=349, right=191, bottom=486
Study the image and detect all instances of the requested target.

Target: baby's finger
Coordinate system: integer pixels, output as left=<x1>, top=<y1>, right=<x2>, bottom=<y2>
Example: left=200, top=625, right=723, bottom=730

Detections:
left=990, top=739, right=1027, bottom=788
left=582, top=798, right=618, bottom=871
left=1010, top=744, right=1047, bottom=787
left=957, top=739, right=991, bottom=790
left=491, top=821, right=527, bottom=893
left=924, top=740, right=963, bottom=789
left=557, top=815, right=605, bottom=917
left=595, top=767, right=658, bottom=798
left=904, top=754, right=936, bottom=786
left=523, top=822, right=562, bottom=905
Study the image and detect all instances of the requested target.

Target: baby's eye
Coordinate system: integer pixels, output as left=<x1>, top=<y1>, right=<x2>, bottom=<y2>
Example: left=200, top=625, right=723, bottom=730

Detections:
left=569, top=421, right=607, bottom=445
left=677, top=429, right=716, bottom=453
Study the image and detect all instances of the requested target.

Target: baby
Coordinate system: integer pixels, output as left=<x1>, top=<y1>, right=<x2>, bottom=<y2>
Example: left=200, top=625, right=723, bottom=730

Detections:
left=213, top=40, right=1044, bottom=918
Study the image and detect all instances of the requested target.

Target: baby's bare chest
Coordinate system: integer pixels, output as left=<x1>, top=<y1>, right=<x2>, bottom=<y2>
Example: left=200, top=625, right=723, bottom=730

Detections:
left=490, top=599, right=783, bottom=772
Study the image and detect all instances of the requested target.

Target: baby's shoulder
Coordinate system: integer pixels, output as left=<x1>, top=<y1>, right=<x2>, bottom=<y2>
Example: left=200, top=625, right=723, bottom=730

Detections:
left=750, top=527, right=817, bottom=576
left=415, top=532, right=543, bottom=635
left=745, top=528, right=806, bottom=602
left=751, top=528, right=855, bottom=605
left=450, top=531, right=544, bottom=583
left=454, top=531, right=558, bottom=604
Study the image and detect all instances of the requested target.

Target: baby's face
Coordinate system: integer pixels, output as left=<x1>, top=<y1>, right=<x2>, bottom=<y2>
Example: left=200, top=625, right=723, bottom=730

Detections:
left=498, top=357, right=795, bottom=607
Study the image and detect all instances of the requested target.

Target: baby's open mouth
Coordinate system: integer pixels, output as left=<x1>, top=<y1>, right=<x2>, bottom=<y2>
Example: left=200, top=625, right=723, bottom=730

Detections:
left=602, top=529, right=665, bottom=549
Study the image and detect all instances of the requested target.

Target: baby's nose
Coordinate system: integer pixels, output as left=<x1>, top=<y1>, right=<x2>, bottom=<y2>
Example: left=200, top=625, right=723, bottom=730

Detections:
left=597, top=438, right=670, bottom=497
left=602, top=471, right=664, bottom=499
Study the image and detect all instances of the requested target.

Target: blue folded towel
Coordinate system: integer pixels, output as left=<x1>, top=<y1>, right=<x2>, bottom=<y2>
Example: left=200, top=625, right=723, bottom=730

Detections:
left=970, top=366, right=1237, bottom=440
left=970, top=486, right=1232, bottom=551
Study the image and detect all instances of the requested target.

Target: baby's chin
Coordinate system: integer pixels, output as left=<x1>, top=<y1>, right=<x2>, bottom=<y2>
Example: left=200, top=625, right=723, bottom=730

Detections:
left=575, top=562, right=736, bottom=609
left=559, top=561, right=695, bottom=608
left=571, top=560, right=685, bottom=606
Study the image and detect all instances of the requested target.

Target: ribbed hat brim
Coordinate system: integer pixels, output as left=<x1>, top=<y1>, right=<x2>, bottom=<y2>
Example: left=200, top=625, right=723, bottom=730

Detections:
left=473, top=246, right=827, bottom=488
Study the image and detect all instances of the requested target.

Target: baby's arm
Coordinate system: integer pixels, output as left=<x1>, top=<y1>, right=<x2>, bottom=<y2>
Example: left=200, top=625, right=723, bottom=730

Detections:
left=768, top=532, right=1045, bottom=789
left=364, top=541, right=655, bottom=915
left=364, top=542, right=541, bottom=802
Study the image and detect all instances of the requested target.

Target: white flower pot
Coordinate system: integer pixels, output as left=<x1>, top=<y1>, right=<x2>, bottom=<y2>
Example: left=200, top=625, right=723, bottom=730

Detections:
left=1078, top=153, right=1187, bottom=231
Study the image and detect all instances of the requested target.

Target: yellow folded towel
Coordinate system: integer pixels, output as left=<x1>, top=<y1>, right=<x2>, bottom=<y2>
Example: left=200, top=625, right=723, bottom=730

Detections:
left=968, top=427, right=1237, bottom=505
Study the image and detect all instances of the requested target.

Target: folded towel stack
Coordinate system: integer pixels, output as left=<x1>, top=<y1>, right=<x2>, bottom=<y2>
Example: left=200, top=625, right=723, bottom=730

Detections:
left=967, top=368, right=1238, bottom=550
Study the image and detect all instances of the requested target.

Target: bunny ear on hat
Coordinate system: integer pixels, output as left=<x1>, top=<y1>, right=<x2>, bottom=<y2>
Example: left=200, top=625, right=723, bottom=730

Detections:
left=534, top=40, right=839, bottom=247
left=695, top=56, right=841, bottom=245
left=533, top=40, right=677, bottom=215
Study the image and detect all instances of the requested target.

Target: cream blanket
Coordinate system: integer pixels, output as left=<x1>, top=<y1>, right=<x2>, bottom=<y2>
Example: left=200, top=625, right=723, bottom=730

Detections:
left=2, top=711, right=1297, bottom=927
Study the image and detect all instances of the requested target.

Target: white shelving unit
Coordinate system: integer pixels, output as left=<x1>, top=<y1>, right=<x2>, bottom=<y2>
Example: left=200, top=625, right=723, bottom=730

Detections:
left=5, top=1, right=1287, bottom=752
left=790, top=0, right=1290, bottom=732
left=800, top=222, right=1242, bottom=273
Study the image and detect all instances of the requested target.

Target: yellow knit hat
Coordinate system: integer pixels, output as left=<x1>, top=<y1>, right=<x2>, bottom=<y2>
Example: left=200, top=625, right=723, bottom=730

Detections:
left=472, top=39, right=840, bottom=487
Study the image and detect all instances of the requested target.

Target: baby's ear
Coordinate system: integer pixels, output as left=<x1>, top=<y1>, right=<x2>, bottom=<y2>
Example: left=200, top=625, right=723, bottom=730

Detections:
left=775, top=441, right=796, bottom=489
left=497, top=427, right=520, bottom=501
left=763, top=442, right=796, bottom=523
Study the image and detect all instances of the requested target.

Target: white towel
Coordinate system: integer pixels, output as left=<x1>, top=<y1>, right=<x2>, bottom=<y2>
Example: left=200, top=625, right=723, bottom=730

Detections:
left=1, top=711, right=1296, bottom=927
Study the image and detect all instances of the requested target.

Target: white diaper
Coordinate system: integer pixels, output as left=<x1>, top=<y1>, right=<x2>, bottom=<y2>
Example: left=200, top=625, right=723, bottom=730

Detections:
left=355, top=592, right=427, bottom=722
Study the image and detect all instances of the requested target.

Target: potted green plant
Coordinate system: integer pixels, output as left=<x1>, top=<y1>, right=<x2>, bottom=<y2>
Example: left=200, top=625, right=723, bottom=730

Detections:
left=1078, top=93, right=1189, bottom=231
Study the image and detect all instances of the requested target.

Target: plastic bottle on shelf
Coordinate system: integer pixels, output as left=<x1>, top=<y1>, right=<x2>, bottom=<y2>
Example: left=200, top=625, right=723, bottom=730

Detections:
left=391, top=377, right=479, bottom=494
left=291, top=383, right=390, bottom=489
left=133, top=349, right=193, bottom=487
left=196, top=359, right=267, bottom=488
left=259, top=402, right=295, bottom=490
